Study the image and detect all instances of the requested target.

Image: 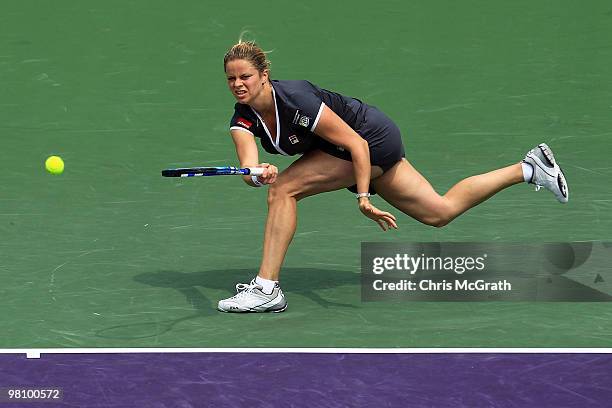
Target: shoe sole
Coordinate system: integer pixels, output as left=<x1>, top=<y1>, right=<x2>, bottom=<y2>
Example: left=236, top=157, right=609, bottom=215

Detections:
left=217, top=301, right=288, bottom=313
left=217, top=307, right=287, bottom=313
left=537, top=143, right=556, bottom=167
left=557, top=168, right=569, bottom=203
left=535, top=143, right=569, bottom=203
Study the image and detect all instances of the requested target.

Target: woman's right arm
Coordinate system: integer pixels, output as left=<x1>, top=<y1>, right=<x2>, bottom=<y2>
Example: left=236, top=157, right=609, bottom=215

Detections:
left=230, top=129, right=278, bottom=186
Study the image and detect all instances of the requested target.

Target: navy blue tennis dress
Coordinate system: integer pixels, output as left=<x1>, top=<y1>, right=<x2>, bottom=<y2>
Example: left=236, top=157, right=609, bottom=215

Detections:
left=229, top=80, right=405, bottom=178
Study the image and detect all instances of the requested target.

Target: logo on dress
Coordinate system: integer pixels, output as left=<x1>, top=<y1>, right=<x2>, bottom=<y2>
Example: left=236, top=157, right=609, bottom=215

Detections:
left=237, top=117, right=253, bottom=129
left=289, top=135, right=299, bottom=144
left=298, top=115, right=310, bottom=128
left=292, top=110, right=301, bottom=125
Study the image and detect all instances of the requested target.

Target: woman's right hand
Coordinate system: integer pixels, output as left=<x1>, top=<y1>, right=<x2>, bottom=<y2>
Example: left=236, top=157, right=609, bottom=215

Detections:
left=255, top=163, right=278, bottom=185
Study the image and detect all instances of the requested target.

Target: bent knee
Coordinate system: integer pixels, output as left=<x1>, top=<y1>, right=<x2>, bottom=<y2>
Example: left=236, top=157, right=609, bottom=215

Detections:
left=417, top=206, right=455, bottom=228
left=267, top=180, right=302, bottom=205
left=417, top=199, right=458, bottom=228
left=422, top=215, right=452, bottom=228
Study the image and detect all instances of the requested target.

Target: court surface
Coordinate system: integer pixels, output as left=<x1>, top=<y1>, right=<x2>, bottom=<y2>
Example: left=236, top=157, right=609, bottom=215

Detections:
left=1, top=0, right=611, bottom=348
left=2, top=352, right=611, bottom=406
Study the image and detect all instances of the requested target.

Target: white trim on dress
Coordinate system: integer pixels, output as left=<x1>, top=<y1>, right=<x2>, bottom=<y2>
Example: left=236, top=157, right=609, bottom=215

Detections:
left=249, top=86, right=289, bottom=156
left=311, top=102, right=325, bottom=132
left=229, top=126, right=254, bottom=136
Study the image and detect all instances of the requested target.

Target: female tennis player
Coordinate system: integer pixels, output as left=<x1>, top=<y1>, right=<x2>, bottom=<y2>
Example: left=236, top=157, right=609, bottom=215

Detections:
left=217, top=40, right=568, bottom=313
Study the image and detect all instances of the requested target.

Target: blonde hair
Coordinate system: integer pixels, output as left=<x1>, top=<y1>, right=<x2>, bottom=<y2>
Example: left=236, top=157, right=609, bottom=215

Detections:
left=223, top=35, right=271, bottom=74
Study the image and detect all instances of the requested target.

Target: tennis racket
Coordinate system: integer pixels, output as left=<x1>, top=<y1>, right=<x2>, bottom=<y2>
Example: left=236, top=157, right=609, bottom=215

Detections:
left=161, top=166, right=265, bottom=178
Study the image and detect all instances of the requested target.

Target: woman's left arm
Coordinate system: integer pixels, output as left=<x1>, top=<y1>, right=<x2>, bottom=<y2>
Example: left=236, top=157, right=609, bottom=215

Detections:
left=313, top=105, right=398, bottom=231
left=314, top=105, right=371, bottom=195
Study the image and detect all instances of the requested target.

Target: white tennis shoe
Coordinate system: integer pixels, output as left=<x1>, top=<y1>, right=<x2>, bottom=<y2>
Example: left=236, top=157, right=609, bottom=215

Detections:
left=217, top=279, right=287, bottom=313
left=523, top=143, right=569, bottom=203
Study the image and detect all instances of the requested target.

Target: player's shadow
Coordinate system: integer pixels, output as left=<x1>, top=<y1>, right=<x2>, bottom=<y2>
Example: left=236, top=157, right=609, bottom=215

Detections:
left=94, top=268, right=359, bottom=340
left=135, top=267, right=359, bottom=312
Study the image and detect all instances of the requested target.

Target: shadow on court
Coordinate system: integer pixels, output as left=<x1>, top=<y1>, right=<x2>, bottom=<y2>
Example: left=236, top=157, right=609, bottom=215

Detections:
left=136, top=267, right=360, bottom=309
left=95, top=268, right=358, bottom=340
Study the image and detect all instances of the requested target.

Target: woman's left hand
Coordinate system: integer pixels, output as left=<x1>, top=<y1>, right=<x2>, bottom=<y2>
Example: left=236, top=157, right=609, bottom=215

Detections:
left=358, top=198, right=398, bottom=231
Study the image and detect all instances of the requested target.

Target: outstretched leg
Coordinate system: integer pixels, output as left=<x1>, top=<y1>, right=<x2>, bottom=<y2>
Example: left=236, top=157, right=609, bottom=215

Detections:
left=372, top=159, right=524, bottom=227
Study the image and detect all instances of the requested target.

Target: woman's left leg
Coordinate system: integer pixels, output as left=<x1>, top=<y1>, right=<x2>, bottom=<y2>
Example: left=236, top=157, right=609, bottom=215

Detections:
left=371, top=159, right=524, bottom=227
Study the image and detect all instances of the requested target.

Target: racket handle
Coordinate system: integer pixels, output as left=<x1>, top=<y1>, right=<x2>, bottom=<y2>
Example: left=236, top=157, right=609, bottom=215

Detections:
left=248, top=167, right=265, bottom=176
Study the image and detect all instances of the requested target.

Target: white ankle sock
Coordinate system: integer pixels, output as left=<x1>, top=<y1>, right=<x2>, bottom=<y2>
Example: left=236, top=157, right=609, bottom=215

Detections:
left=521, top=162, right=534, bottom=183
left=255, top=275, right=277, bottom=294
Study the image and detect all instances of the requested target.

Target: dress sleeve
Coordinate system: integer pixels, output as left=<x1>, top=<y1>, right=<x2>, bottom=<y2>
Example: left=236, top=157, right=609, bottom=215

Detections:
left=286, top=81, right=326, bottom=133
left=229, top=104, right=256, bottom=136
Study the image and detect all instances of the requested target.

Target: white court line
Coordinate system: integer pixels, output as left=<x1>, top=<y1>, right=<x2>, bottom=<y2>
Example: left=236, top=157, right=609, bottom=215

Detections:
left=0, top=348, right=610, bottom=359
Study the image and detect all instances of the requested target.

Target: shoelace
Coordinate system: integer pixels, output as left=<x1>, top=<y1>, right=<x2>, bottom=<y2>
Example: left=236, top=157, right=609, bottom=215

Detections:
left=233, top=281, right=262, bottom=298
left=235, top=282, right=254, bottom=292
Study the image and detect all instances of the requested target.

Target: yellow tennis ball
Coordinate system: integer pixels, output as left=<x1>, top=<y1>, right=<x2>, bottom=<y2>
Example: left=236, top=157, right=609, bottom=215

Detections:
left=45, top=156, right=64, bottom=175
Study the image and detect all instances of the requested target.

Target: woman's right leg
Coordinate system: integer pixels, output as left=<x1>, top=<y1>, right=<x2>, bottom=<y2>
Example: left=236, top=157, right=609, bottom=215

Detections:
left=371, top=159, right=524, bottom=227
left=258, top=150, right=382, bottom=281
left=218, top=149, right=380, bottom=312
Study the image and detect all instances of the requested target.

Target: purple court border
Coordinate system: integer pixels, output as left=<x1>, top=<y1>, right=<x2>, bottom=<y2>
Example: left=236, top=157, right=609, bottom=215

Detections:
left=1, top=352, right=612, bottom=407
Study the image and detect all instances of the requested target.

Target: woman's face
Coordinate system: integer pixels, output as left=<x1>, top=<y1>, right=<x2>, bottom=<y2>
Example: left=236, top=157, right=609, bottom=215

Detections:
left=225, top=59, right=268, bottom=104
